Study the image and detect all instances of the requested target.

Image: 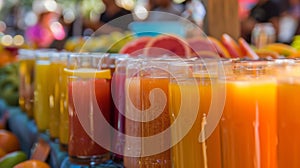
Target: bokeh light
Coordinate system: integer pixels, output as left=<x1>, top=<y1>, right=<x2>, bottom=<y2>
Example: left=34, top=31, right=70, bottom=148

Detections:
left=134, top=5, right=148, bottom=20
left=24, top=11, right=38, bottom=26
left=1, top=35, right=13, bottom=46
left=63, top=8, right=75, bottom=24
left=13, top=35, right=25, bottom=46
left=174, top=0, right=186, bottom=4
left=0, top=0, right=3, bottom=11
left=50, top=21, right=66, bottom=40
left=44, top=0, right=57, bottom=12
left=33, top=0, right=59, bottom=14
left=116, top=0, right=135, bottom=10
left=89, top=10, right=101, bottom=22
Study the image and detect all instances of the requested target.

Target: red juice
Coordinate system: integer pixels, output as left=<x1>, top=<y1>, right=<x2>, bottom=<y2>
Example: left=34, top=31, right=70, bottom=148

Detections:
left=68, top=78, right=111, bottom=165
left=111, top=72, right=126, bottom=157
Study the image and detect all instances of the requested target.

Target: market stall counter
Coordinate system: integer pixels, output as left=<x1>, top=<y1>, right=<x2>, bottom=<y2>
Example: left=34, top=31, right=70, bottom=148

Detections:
left=0, top=99, right=124, bottom=168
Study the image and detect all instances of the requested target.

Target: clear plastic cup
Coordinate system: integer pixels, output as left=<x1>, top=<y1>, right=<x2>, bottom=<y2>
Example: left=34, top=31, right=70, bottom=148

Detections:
left=18, top=49, right=36, bottom=118
left=65, top=53, right=111, bottom=165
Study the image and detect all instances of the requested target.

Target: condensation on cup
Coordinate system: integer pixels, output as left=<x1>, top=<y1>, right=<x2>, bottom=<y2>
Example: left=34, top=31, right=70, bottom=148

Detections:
left=251, top=23, right=276, bottom=49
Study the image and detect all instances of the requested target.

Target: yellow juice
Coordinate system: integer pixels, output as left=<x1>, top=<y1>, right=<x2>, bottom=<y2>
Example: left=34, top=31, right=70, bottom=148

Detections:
left=59, top=62, right=69, bottom=148
left=277, top=81, right=300, bottom=167
left=19, top=59, right=35, bottom=117
left=220, top=79, right=277, bottom=168
left=49, top=61, right=66, bottom=139
left=34, top=60, right=52, bottom=132
left=169, top=78, right=221, bottom=168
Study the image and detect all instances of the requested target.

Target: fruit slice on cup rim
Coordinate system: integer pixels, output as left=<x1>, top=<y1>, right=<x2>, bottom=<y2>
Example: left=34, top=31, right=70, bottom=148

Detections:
left=143, top=34, right=191, bottom=58
left=64, top=68, right=111, bottom=79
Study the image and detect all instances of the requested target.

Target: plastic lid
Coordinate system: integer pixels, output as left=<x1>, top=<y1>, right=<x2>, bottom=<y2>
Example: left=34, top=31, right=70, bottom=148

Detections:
left=50, top=51, right=71, bottom=62
left=18, top=49, right=36, bottom=59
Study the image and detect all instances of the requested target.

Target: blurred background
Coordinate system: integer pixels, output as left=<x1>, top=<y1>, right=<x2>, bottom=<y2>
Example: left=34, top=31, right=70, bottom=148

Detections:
left=0, top=0, right=297, bottom=62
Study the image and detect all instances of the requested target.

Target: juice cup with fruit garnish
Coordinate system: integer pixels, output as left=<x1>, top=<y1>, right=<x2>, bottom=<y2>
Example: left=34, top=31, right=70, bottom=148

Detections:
left=277, top=61, right=300, bottom=168
left=169, top=59, right=222, bottom=168
left=219, top=60, right=277, bottom=168
left=34, top=50, right=56, bottom=132
left=18, top=49, right=35, bottom=118
left=65, top=54, right=111, bottom=165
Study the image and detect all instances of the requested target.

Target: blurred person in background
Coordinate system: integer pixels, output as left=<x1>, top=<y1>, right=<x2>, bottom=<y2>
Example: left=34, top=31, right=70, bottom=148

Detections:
left=241, top=0, right=280, bottom=42
left=146, top=0, right=184, bottom=21
left=100, top=0, right=132, bottom=25
left=182, top=0, right=206, bottom=28
left=278, top=0, right=300, bottom=43
left=287, top=0, right=300, bottom=17
left=86, top=0, right=133, bottom=33
left=25, top=11, right=65, bottom=48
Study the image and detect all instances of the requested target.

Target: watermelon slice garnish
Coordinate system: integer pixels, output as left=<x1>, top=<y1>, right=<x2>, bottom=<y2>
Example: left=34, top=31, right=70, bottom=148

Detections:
left=238, top=37, right=259, bottom=60
left=187, top=37, right=223, bottom=58
left=221, top=34, right=243, bottom=58
left=207, top=36, right=231, bottom=58
left=143, top=35, right=191, bottom=58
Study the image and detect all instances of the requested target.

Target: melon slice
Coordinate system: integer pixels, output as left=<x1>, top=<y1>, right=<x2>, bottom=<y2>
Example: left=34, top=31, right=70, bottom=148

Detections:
left=238, top=38, right=259, bottom=60
left=207, top=36, right=231, bottom=58
left=187, top=37, right=226, bottom=58
left=221, top=34, right=243, bottom=58
left=143, top=35, right=191, bottom=58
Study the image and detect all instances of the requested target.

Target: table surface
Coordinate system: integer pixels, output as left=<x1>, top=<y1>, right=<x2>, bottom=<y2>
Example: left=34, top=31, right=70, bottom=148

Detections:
left=0, top=100, right=124, bottom=168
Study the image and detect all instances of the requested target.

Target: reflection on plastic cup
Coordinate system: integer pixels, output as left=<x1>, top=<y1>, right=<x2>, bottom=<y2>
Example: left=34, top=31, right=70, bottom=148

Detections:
left=18, top=49, right=35, bottom=118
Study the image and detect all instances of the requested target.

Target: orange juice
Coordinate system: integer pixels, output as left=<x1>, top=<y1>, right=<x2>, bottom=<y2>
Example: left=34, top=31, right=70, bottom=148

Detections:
left=220, top=79, right=277, bottom=168
left=124, top=77, right=171, bottom=168
left=277, top=80, right=300, bottom=167
left=19, top=58, right=35, bottom=117
left=34, top=59, right=51, bottom=132
left=169, top=78, right=221, bottom=168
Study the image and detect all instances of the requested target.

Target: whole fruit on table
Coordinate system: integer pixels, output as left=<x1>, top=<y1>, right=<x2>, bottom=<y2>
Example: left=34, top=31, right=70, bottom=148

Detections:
left=0, top=62, right=19, bottom=106
left=0, top=49, right=16, bottom=68
left=0, top=63, right=18, bottom=77
left=13, top=160, right=50, bottom=168
left=0, top=76, right=19, bottom=106
left=262, top=43, right=297, bottom=57
left=0, top=147, right=6, bottom=158
left=0, top=129, right=20, bottom=153
left=0, top=151, right=27, bottom=168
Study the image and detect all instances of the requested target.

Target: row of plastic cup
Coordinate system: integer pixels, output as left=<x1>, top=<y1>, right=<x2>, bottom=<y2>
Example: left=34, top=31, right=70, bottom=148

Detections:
left=18, top=49, right=300, bottom=167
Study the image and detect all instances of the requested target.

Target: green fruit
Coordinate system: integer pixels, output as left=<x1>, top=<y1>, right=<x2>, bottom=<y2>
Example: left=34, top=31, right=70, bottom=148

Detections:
left=0, top=76, right=19, bottom=106
left=0, top=151, right=27, bottom=168
left=0, top=76, right=18, bottom=92
left=0, top=63, right=18, bottom=77
left=109, top=34, right=134, bottom=53
left=2, top=90, right=19, bottom=106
